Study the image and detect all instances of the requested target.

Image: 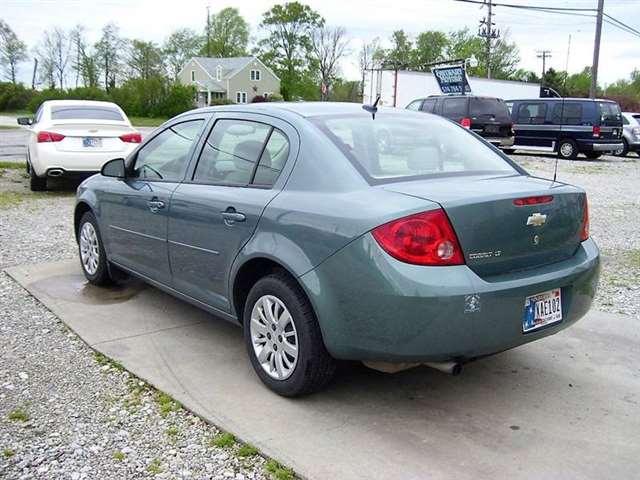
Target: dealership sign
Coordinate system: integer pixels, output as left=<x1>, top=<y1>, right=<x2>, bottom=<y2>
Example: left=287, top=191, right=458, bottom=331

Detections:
left=433, top=66, right=472, bottom=95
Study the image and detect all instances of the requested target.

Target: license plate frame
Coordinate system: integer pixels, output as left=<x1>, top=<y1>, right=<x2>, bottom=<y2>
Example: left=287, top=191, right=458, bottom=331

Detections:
left=522, top=288, right=562, bottom=333
left=485, top=125, right=500, bottom=134
left=83, top=137, right=102, bottom=148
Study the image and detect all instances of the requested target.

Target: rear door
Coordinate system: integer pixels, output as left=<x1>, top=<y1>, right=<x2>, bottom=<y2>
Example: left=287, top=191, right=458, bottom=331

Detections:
left=102, top=117, right=206, bottom=285
left=167, top=113, right=298, bottom=312
left=596, top=101, right=623, bottom=140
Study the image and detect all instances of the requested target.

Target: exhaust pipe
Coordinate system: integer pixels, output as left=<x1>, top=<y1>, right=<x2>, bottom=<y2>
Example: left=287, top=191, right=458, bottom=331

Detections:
left=423, top=361, right=462, bottom=376
left=48, top=169, right=64, bottom=177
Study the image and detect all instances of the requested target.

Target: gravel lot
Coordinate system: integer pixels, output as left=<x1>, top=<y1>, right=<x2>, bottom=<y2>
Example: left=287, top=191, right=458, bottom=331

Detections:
left=0, top=139, right=638, bottom=479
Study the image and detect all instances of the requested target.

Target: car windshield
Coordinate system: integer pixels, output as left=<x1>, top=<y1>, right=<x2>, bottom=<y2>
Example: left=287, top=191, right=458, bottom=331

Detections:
left=51, top=106, right=125, bottom=122
left=469, top=97, right=511, bottom=121
left=313, top=113, right=518, bottom=183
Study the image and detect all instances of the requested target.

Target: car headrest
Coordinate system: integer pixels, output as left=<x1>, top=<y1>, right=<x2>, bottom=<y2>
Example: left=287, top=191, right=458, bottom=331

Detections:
left=233, top=140, right=271, bottom=168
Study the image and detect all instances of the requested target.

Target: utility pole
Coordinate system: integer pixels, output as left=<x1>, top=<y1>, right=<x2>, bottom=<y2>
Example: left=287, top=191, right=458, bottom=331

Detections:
left=590, top=0, right=604, bottom=98
left=536, top=50, right=552, bottom=81
left=31, top=58, right=38, bottom=90
left=478, top=0, right=499, bottom=79
left=206, top=5, right=211, bottom=57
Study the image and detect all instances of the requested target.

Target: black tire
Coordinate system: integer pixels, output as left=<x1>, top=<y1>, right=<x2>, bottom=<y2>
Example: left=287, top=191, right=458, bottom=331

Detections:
left=585, top=152, right=602, bottom=160
left=615, top=138, right=629, bottom=157
left=501, top=148, right=515, bottom=155
left=78, top=211, right=112, bottom=286
left=243, top=271, right=336, bottom=397
left=29, top=167, right=47, bottom=191
left=557, top=139, right=578, bottom=160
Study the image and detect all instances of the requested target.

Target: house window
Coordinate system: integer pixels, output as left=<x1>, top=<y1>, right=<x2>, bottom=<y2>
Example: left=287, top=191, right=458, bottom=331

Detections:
left=190, top=70, right=195, bottom=82
left=236, top=92, right=247, bottom=104
left=216, top=65, right=222, bottom=81
left=250, top=69, right=261, bottom=81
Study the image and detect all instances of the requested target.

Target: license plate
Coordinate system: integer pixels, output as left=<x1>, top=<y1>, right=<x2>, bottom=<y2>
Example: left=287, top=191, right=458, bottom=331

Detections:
left=485, top=125, right=499, bottom=134
left=523, top=288, right=562, bottom=333
left=83, top=137, right=101, bottom=148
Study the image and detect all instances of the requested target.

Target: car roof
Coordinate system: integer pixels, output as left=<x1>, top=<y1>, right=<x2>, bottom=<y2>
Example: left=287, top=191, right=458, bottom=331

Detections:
left=507, top=97, right=616, bottom=103
left=43, top=99, right=122, bottom=108
left=184, top=101, right=411, bottom=119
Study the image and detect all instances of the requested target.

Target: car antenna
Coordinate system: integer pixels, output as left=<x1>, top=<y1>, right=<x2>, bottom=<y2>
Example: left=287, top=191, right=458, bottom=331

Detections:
left=551, top=155, right=559, bottom=186
left=362, top=95, right=381, bottom=120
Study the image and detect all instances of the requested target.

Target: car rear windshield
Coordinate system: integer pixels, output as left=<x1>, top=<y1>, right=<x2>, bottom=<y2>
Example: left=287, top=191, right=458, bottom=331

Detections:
left=51, top=106, right=125, bottom=122
left=312, top=113, right=518, bottom=183
left=598, top=102, right=621, bottom=119
left=469, top=97, right=511, bottom=121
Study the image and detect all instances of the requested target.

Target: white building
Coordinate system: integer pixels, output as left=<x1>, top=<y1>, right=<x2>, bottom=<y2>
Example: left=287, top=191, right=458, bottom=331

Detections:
left=364, top=69, right=541, bottom=108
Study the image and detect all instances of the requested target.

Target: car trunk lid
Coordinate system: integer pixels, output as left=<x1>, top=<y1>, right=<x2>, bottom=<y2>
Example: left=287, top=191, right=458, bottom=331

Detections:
left=47, top=123, right=137, bottom=153
left=381, top=174, right=586, bottom=277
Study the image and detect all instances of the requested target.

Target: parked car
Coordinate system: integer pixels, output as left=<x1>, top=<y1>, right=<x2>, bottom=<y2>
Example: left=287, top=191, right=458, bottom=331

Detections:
left=18, top=100, right=141, bottom=191
left=74, top=102, right=600, bottom=396
left=505, top=98, right=624, bottom=160
left=406, top=95, right=515, bottom=149
left=617, top=112, right=640, bottom=157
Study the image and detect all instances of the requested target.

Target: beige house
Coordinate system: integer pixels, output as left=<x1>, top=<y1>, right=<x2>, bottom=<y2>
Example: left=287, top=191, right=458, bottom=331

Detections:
left=179, top=56, right=280, bottom=107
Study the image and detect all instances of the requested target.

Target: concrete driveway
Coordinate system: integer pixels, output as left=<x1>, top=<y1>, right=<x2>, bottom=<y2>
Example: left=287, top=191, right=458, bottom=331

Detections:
left=6, top=260, right=639, bottom=480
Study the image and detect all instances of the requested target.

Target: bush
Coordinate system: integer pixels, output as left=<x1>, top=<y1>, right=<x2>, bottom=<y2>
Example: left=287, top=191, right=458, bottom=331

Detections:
left=111, top=77, right=196, bottom=118
left=210, top=98, right=235, bottom=106
left=0, top=83, right=35, bottom=111
left=251, top=95, right=267, bottom=103
left=267, top=93, right=284, bottom=102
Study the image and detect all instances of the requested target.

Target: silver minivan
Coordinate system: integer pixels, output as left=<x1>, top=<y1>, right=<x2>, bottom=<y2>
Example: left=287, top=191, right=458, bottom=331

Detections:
left=618, top=112, right=640, bottom=156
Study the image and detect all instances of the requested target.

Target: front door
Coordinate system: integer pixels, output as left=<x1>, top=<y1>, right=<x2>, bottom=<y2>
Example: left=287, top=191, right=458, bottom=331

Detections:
left=102, top=118, right=206, bottom=285
left=168, top=115, right=294, bottom=312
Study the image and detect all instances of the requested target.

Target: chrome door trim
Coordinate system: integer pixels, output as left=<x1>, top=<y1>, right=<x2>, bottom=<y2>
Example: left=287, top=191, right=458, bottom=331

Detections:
left=168, top=239, right=220, bottom=255
left=109, top=224, right=165, bottom=242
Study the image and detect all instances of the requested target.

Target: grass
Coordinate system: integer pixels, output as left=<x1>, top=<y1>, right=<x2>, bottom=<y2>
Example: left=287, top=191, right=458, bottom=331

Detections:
left=147, top=458, right=162, bottom=474
left=210, top=432, right=236, bottom=448
left=0, top=161, right=26, bottom=170
left=265, top=459, right=295, bottom=480
left=129, top=116, right=167, bottom=127
left=113, top=450, right=125, bottom=461
left=0, top=125, right=19, bottom=130
left=0, top=190, right=73, bottom=209
left=8, top=408, right=29, bottom=422
left=2, top=449, right=15, bottom=457
left=165, top=426, right=179, bottom=438
left=627, top=249, right=640, bottom=268
left=155, top=391, right=182, bottom=417
left=93, top=351, right=125, bottom=372
left=237, top=443, right=258, bottom=458
left=0, top=110, right=30, bottom=116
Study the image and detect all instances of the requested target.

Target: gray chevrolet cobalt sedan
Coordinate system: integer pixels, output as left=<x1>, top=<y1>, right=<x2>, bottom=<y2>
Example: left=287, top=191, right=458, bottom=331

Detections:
left=75, top=102, right=600, bottom=396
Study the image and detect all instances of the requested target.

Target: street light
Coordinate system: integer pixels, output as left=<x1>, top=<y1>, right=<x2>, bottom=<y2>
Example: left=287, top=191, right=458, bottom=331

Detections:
left=461, top=55, right=478, bottom=95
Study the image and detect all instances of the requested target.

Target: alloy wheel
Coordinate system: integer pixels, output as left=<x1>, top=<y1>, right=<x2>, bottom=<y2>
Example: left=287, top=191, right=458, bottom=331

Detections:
left=250, top=295, right=299, bottom=381
left=560, top=142, right=574, bottom=158
left=79, top=222, right=100, bottom=276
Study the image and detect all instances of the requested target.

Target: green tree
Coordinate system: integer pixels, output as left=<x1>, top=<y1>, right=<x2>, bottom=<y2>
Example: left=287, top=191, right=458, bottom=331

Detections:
left=95, top=23, right=125, bottom=91
left=383, top=30, right=413, bottom=68
left=258, top=2, right=324, bottom=100
left=542, top=67, right=567, bottom=96
left=163, top=28, right=203, bottom=80
left=564, top=67, right=592, bottom=97
left=204, top=7, right=249, bottom=57
left=413, top=30, right=448, bottom=69
left=128, top=40, right=164, bottom=80
left=0, top=20, right=28, bottom=84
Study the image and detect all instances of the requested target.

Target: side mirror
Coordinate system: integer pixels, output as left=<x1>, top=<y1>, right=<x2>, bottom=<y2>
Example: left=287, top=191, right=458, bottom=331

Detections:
left=17, top=117, right=32, bottom=126
left=101, top=158, right=126, bottom=178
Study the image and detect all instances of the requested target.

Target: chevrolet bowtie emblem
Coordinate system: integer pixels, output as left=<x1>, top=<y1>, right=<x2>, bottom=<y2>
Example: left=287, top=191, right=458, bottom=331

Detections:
left=526, top=213, right=547, bottom=227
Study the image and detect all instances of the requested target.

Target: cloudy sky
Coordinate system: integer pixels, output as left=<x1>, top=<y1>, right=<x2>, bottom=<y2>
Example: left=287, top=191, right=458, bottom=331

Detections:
left=3, top=0, right=639, bottom=86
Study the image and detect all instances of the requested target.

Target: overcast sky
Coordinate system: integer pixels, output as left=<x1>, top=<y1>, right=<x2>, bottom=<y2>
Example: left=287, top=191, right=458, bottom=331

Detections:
left=3, top=0, right=639, bottom=87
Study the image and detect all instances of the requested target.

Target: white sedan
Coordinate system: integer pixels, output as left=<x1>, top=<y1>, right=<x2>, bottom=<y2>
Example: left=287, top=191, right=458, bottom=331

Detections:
left=18, top=100, right=141, bottom=191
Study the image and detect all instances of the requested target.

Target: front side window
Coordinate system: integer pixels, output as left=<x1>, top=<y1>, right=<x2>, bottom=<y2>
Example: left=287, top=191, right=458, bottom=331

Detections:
left=51, top=106, right=124, bottom=122
left=517, top=103, right=547, bottom=124
left=193, top=119, right=271, bottom=185
left=313, top=113, right=517, bottom=183
left=132, top=120, right=203, bottom=182
left=406, top=100, right=422, bottom=111
left=441, top=98, right=468, bottom=118
left=421, top=98, right=437, bottom=113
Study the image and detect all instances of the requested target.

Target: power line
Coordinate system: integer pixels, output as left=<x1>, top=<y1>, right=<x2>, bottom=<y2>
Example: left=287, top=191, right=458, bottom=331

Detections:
left=453, top=0, right=596, bottom=12
left=536, top=49, right=552, bottom=79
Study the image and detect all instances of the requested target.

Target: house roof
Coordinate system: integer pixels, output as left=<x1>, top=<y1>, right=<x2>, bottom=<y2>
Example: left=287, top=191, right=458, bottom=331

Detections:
left=192, top=56, right=255, bottom=80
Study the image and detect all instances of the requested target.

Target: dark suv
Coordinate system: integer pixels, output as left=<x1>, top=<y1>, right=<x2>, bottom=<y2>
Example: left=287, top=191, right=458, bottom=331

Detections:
left=407, top=95, right=514, bottom=148
left=505, top=98, right=623, bottom=160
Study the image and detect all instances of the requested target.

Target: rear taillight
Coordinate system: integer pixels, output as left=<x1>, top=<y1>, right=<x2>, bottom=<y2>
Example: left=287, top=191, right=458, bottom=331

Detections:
left=581, top=197, right=589, bottom=241
left=120, top=132, right=142, bottom=143
left=592, top=126, right=601, bottom=138
left=372, top=209, right=465, bottom=266
left=460, top=117, right=472, bottom=129
left=513, top=195, right=554, bottom=206
left=37, top=131, right=65, bottom=143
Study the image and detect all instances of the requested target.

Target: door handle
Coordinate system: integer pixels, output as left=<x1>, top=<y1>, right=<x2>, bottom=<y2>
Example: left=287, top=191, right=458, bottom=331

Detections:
left=221, top=208, right=246, bottom=225
left=147, top=199, right=165, bottom=213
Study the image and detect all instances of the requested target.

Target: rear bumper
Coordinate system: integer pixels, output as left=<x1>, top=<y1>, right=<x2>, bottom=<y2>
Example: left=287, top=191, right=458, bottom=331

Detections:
left=577, top=140, right=623, bottom=153
left=301, top=235, right=600, bottom=363
left=483, top=136, right=515, bottom=147
left=31, top=144, right=135, bottom=177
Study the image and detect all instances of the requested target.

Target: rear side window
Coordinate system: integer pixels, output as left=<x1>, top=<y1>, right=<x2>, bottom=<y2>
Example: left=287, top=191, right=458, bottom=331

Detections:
left=193, top=119, right=275, bottom=186
left=253, top=129, right=289, bottom=186
left=622, top=116, right=629, bottom=125
left=51, top=106, right=124, bottom=121
left=552, top=103, right=583, bottom=125
left=314, top=113, right=517, bottom=183
left=516, top=103, right=547, bottom=124
left=469, top=98, right=510, bottom=121
left=441, top=98, right=468, bottom=118
left=421, top=98, right=437, bottom=113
